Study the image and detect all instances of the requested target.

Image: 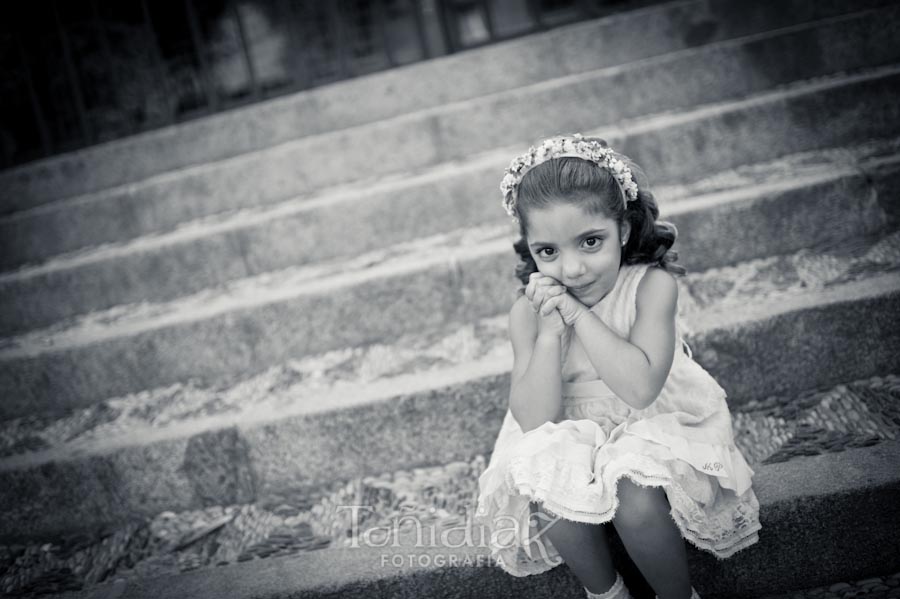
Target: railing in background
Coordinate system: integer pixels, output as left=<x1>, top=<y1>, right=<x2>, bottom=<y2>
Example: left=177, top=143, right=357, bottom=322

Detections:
left=0, top=0, right=632, bottom=170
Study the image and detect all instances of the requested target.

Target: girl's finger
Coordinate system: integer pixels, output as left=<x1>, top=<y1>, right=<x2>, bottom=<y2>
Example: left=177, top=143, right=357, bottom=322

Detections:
left=537, top=286, right=565, bottom=309
left=540, top=295, right=561, bottom=316
left=531, top=283, right=564, bottom=311
left=533, top=276, right=557, bottom=288
left=527, top=282, right=540, bottom=299
left=528, top=287, right=542, bottom=311
left=546, top=284, right=566, bottom=296
left=536, top=274, right=561, bottom=286
left=533, top=273, right=564, bottom=291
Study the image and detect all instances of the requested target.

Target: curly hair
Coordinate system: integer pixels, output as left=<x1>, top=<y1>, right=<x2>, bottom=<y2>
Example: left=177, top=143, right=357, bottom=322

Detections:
left=510, top=141, right=684, bottom=286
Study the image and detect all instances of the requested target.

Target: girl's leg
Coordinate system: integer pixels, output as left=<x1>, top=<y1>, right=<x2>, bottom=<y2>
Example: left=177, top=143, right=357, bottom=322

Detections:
left=611, top=478, right=693, bottom=599
left=530, top=502, right=619, bottom=594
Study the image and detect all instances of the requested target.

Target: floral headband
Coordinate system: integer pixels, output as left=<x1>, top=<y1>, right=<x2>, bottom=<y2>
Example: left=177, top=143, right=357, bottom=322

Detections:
left=500, top=134, right=639, bottom=222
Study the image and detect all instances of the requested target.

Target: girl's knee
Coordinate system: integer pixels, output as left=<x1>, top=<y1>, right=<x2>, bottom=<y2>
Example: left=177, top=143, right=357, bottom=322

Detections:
left=613, top=477, right=670, bottom=529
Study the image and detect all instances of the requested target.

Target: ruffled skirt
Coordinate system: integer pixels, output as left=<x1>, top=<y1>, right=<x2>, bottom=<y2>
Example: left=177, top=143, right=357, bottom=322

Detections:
left=474, top=378, right=762, bottom=577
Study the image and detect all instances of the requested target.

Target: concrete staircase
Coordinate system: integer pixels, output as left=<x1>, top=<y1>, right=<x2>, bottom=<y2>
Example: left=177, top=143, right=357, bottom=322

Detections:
left=1, top=0, right=900, bottom=597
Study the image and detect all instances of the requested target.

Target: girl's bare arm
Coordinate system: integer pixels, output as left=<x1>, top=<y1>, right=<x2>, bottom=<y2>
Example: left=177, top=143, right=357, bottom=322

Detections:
left=508, top=294, right=564, bottom=432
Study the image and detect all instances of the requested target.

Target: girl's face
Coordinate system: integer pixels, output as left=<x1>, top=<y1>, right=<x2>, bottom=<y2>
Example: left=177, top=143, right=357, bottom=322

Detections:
left=525, top=201, right=630, bottom=306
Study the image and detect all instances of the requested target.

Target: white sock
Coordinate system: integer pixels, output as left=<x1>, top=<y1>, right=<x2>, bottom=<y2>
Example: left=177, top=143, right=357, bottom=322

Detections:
left=584, top=572, right=633, bottom=599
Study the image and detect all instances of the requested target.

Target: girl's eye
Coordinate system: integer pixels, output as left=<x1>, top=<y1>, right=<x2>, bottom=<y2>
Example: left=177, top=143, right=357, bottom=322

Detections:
left=538, top=248, right=556, bottom=258
left=583, top=236, right=603, bottom=249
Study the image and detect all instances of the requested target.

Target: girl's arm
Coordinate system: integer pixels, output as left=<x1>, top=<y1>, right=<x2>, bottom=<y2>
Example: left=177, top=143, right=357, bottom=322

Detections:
left=572, top=268, right=678, bottom=410
left=507, top=294, right=564, bottom=433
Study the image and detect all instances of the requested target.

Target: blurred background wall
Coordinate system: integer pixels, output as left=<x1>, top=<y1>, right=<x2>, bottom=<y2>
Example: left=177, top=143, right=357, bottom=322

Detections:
left=1, top=0, right=634, bottom=169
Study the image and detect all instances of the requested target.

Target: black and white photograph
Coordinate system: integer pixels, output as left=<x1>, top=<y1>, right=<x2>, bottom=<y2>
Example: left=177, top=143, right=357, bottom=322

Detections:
left=0, top=0, right=898, bottom=597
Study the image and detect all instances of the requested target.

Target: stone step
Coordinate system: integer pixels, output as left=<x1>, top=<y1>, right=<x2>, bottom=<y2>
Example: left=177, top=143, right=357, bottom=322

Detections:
left=13, top=424, right=900, bottom=598
left=2, top=9, right=899, bottom=272
left=0, top=157, right=896, bottom=418
left=1, top=107, right=897, bottom=339
left=756, top=575, right=900, bottom=599
left=1, top=239, right=899, bottom=539
left=0, top=0, right=892, bottom=215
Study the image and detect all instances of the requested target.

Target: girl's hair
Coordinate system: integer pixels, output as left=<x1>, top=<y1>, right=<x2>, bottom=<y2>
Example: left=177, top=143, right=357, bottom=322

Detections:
left=511, top=141, right=684, bottom=285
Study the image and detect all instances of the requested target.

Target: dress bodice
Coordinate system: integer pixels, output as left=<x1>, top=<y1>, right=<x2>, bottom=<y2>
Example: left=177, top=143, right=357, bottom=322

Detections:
left=558, top=263, right=728, bottom=431
left=557, top=264, right=652, bottom=426
left=560, top=263, right=651, bottom=387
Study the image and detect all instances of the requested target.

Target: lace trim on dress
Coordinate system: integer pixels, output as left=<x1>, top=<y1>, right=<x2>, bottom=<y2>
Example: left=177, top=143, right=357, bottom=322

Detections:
left=478, top=454, right=760, bottom=577
left=496, top=447, right=761, bottom=552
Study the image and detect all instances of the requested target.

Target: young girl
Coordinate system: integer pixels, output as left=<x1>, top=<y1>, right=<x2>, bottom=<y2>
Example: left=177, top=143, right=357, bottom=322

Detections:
left=474, top=135, right=761, bottom=599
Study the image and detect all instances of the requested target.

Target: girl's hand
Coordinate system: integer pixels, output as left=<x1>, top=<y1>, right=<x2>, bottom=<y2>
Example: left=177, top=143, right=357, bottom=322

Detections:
left=525, top=273, right=567, bottom=337
left=536, top=302, right=567, bottom=338
left=525, top=272, right=565, bottom=311
left=526, top=272, right=589, bottom=327
left=540, top=290, right=589, bottom=326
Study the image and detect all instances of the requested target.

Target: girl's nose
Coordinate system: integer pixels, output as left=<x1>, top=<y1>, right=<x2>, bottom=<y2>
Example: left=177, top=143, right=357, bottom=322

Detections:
left=562, top=255, right=586, bottom=280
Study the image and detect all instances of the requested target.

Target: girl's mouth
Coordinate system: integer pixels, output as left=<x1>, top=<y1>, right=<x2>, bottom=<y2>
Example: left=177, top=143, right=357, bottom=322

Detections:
left=569, top=281, right=594, bottom=293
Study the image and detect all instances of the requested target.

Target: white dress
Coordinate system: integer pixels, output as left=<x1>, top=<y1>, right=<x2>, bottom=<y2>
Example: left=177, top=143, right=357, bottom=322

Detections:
left=474, top=263, right=761, bottom=577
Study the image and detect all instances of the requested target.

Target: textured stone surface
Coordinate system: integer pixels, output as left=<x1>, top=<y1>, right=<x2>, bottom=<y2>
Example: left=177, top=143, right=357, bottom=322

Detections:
left=758, top=572, right=900, bottom=598
left=182, top=427, right=257, bottom=507
left=0, top=443, right=197, bottom=543
left=0, top=236, right=493, bottom=418
left=615, top=66, right=900, bottom=186
left=692, top=287, right=900, bottom=406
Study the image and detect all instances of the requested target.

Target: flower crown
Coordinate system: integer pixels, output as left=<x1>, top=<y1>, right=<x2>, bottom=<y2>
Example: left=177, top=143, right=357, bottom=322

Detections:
left=500, top=134, right=639, bottom=222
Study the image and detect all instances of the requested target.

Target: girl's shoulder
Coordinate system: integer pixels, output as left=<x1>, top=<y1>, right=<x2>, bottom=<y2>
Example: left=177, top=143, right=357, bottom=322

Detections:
left=635, top=265, right=678, bottom=316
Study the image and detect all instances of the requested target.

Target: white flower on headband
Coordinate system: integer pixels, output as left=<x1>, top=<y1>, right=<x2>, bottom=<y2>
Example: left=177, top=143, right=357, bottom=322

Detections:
left=500, top=134, right=639, bottom=222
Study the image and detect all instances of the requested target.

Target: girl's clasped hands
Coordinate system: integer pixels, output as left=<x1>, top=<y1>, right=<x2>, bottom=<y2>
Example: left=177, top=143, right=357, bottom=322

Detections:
left=524, top=272, right=589, bottom=336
